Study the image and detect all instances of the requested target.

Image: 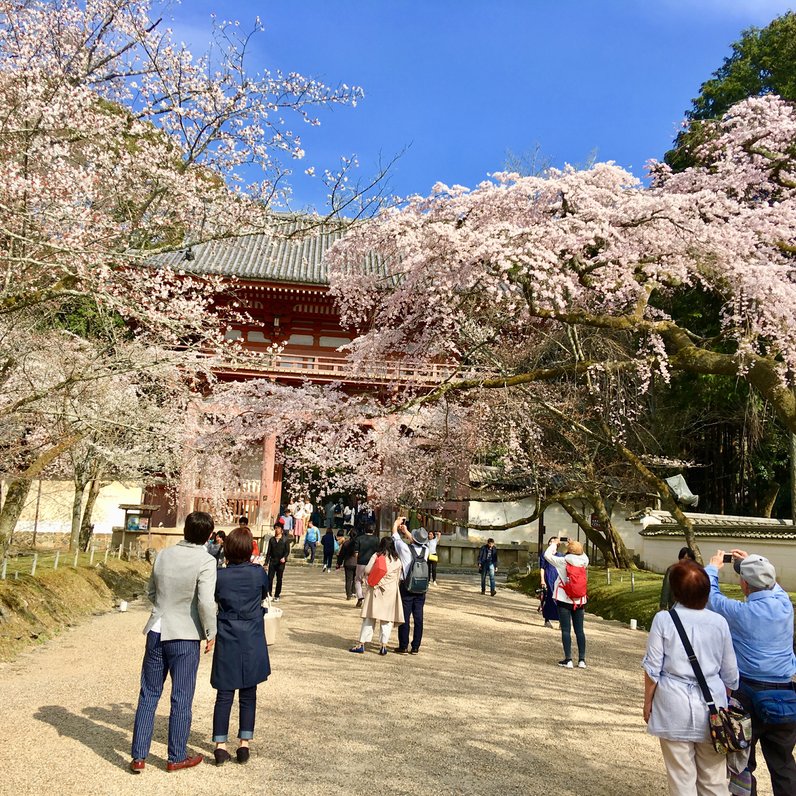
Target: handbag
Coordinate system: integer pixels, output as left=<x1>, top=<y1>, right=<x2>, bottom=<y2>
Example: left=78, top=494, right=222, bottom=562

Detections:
left=669, top=609, right=752, bottom=754
left=367, top=554, right=388, bottom=587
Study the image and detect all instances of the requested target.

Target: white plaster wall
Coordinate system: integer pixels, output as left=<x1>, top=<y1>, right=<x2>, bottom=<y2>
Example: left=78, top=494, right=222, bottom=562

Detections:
left=7, top=479, right=143, bottom=536
left=638, top=535, right=796, bottom=591
left=467, top=498, right=641, bottom=556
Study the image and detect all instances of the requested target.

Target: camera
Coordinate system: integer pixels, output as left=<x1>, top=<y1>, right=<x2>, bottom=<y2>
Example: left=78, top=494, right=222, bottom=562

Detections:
left=723, top=554, right=733, bottom=563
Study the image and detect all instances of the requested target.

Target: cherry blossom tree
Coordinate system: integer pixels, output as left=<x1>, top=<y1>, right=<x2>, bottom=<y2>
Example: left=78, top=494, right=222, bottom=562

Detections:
left=326, top=94, right=796, bottom=552
left=0, top=0, right=384, bottom=549
left=328, top=95, right=796, bottom=429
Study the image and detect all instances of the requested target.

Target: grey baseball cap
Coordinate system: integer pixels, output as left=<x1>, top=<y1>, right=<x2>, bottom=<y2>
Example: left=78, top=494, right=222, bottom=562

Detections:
left=411, top=527, right=429, bottom=545
left=733, top=554, right=776, bottom=590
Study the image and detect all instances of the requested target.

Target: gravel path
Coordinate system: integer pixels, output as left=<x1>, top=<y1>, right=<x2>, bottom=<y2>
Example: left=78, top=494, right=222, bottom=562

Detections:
left=0, top=566, right=773, bottom=796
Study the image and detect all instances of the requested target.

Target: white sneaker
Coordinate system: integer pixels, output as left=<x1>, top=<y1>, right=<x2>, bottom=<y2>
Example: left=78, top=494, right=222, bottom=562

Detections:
left=558, top=659, right=573, bottom=668
left=578, top=660, right=587, bottom=669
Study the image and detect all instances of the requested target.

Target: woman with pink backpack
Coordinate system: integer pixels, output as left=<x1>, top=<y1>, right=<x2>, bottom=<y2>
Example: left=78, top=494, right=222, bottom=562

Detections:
left=543, top=537, right=589, bottom=669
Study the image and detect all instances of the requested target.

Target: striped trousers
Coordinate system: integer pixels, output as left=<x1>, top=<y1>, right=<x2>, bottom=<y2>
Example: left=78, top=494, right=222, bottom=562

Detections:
left=131, top=632, right=200, bottom=763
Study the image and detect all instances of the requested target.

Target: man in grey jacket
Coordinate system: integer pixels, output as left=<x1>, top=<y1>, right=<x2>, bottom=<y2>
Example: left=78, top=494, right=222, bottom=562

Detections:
left=130, top=512, right=217, bottom=773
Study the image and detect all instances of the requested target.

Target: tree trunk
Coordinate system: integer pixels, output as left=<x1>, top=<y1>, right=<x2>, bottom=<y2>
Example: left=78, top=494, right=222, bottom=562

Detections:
left=79, top=478, right=102, bottom=551
left=0, top=433, right=82, bottom=554
left=759, top=482, right=780, bottom=519
left=559, top=499, right=614, bottom=563
left=0, top=480, right=31, bottom=554
left=607, top=431, right=703, bottom=563
left=791, top=433, right=796, bottom=525
left=589, top=491, right=635, bottom=568
left=69, top=479, right=87, bottom=553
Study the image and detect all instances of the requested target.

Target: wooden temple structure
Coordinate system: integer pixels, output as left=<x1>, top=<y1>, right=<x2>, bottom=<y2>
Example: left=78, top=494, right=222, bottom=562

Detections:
left=143, top=216, right=467, bottom=532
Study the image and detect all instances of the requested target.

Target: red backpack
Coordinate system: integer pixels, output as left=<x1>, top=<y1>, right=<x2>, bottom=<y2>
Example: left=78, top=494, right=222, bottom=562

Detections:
left=562, top=562, right=587, bottom=607
left=367, top=554, right=388, bottom=587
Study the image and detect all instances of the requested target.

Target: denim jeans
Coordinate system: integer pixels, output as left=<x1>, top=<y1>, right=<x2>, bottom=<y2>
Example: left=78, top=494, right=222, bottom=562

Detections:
left=556, top=601, right=586, bottom=661
left=304, top=542, right=316, bottom=564
left=212, top=686, right=257, bottom=743
left=480, top=564, right=495, bottom=593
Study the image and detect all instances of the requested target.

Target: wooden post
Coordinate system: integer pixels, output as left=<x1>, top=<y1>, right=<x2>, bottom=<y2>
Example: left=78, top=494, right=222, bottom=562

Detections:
left=31, top=553, right=38, bottom=577
left=104, top=547, right=109, bottom=564
left=631, top=572, right=635, bottom=592
left=117, top=544, right=122, bottom=559
left=606, top=569, right=611, bottom=585
left=54, top=550, right=60, bottom=570
left=89, top=546, right=95, bottom=566
left=73, top=550, right=79, bottom=568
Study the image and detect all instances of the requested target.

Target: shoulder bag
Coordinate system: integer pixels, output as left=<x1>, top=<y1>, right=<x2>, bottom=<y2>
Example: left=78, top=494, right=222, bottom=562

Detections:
left=669, top=609, right=752, bottom=754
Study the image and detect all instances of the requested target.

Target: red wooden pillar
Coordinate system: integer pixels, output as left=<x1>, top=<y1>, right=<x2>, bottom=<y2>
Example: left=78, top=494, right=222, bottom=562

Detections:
left=260, top=435, right=282, bottom=530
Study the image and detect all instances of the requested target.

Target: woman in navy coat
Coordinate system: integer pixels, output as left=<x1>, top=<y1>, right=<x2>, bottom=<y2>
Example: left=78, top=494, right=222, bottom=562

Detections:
left=211, top=527, right=270, bottom=765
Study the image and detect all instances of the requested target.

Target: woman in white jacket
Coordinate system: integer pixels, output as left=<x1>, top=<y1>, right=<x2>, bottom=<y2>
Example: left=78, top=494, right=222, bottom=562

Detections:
left=543, top=537, right=589, bottom=669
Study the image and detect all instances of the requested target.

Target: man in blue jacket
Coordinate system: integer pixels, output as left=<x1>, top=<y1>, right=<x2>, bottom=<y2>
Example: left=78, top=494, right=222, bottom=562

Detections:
left=478, top=538, right=498, bottom=596
left=706, top=549, right=796, bottom=796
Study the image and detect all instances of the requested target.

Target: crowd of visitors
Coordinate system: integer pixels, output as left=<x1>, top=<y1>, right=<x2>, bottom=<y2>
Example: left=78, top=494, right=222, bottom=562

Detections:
left=127, top=503, right=795, bottom=793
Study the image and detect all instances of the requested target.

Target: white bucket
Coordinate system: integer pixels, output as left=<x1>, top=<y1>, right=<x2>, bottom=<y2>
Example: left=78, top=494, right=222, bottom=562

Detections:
left=118, top=600, right=128, bottom=612
left=629, top=618, right=638, bottom=630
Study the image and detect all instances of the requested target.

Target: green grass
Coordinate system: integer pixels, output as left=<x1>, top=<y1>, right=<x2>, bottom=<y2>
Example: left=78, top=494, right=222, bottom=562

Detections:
left=2, top=547, right=133, bottom=577
left=509, top=568, right=771, bottom=632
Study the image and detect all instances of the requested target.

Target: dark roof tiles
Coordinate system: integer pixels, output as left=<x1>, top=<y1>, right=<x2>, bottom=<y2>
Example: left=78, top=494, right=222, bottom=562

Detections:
left=150, top=215, right=383, bottom=286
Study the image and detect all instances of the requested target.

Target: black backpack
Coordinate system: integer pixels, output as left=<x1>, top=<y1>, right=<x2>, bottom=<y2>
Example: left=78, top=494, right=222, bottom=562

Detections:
left=406, top=544, right=429, bottom=593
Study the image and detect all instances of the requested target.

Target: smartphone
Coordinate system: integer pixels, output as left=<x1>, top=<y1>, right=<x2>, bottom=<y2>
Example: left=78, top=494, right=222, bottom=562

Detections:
left=723, top=554, right=733, bottom=563
left=559, top=537, right=568, bottom=544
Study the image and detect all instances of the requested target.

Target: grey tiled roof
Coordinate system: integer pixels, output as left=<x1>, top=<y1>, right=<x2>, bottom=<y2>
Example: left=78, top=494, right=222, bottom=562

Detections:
left=640, top=528, right=796, bottom=541
left=150, top=215, right=384, bottom=286
left=638, top=512, right=796, bottom=540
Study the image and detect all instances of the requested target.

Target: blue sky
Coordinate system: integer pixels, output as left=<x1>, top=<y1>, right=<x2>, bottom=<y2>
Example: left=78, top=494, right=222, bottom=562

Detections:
left=167, top=0, right=795, bottom=211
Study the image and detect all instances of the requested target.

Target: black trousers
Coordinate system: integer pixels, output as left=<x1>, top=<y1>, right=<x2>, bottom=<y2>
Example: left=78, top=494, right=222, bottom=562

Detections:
left=268, top=563, right=285, bottom=599
left=734, top=679, right=796, bottom=796
left=428, top=560, right=438, bottom=582
left=344, top=565, right=357, bottom=598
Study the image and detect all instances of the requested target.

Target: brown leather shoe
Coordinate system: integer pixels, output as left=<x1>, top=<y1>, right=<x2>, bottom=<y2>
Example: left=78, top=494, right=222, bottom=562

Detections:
left=166, top=754, right=203, bottom=772
left=129, top=759, right=145, bottom=773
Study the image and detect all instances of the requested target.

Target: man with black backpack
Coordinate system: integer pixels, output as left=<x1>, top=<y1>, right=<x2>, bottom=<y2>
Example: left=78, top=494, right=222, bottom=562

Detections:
left=392, top=518, right=429, bottom=655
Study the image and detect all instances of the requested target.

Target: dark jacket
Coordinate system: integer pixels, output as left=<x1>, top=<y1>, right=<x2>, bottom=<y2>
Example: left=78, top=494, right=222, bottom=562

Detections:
left=337, top=538, right=357, bottom=568
left=478, top=545, right=498, bottom=568
left=265, top=536, right=290, bottom=567
left=210, top=563, right=271, bottom=691
left=354, top=533, right=380, bottom=566
left=320, top=531, right=336, bottom=554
